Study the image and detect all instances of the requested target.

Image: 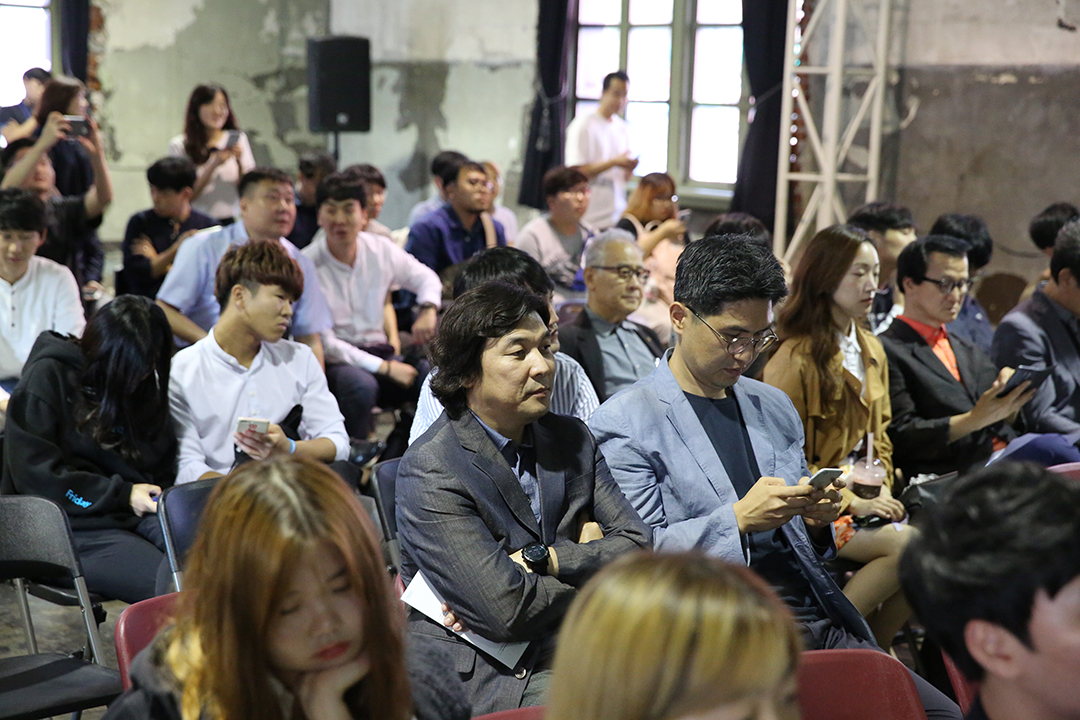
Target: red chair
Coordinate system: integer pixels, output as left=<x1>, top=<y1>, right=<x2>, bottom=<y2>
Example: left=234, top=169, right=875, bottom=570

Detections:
left=472, top=707, right=546, bottom=720
left=798, top=649, right=926, bottom=720
left=114, top=592, right=180, bottom=690
left=1050, top=462, right=1080, bottom=482
left=941, top=650, right=979, bottom=715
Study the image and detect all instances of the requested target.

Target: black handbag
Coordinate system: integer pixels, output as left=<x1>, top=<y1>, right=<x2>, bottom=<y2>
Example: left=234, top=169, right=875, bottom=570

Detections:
left=898, top=471, right=958, bottom=522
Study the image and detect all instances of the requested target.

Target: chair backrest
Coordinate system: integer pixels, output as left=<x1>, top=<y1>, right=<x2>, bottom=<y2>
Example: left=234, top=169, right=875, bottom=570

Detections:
left=974, top=272, right=1027, bottom=325
left=158, top=478, right=220, bottom=589
left=798, top=649, right=927, bottom=720
left=1050, top=461, right=1080, bottom=482
left=370, top=457, right=401, bottom=539
left=472, top=706, right=546, bottom=720
left=0, top=495, right=83, bottom=583
left=556, top=300, right=586, bottom=328
left=941, top=649, right=979, bottom=715
left=115, top=592, right=179, bottom=690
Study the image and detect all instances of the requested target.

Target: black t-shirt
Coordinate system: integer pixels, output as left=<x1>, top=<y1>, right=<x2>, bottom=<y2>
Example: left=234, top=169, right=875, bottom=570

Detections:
left=121, top=208, right=216, bottom=297
left=615, top=216, right=638, bottom=237
left=43, top=195, right=103, bottom=286
left=288, top=203, right=319, bottom=249
left=684, top=391, right=831, bottom=640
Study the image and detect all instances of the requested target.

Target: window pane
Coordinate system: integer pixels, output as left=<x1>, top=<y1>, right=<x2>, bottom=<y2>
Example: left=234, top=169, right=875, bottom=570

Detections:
left=626, top=27, right=671, bottom=102
left=697, top=0, right=742, bottom=25
left=690, top=105, right=741, bottom=184
left=574, top=100, right=600, bottom=122
left=625, top=102, right=669, bottom=176
left=576, top=26, right=621, bottom=100
left=629, top=0, right=673, bottom=25
left=578, top=0, right=621, bottom=26
left=0, top=7, right=51, bottom=109
left=693, top=27, right=743, bottom=105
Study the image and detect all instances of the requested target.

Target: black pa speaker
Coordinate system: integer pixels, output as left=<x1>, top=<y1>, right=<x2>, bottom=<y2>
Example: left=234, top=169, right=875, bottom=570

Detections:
left=307, top=36, right=371, bottom=133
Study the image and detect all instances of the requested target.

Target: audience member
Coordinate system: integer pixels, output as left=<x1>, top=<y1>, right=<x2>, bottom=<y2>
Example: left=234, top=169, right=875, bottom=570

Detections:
left=155, top=167, right=331, bottom=362
left=848, top=201, right=917, bottom=334
left=2, top=296, right=175, bottom=603
left=880, top=235, right=1032, bottom=477
left=288, top=151, right=336, bottom=249
left=409, top=247, right=599, bottom=444
left=565, top=70, right=637, bottom=229
left=303, top=172, right=439, bottom=442
left=546, top=553, right=801, bottom=720
left=765, top=224, right=911, bottom=649
left=481, top=160, right=518, bottom=244
left=396, top=282, right=651, bottom=715
left=346, top=162, right=393, bottom=238
left=407, top=150, right=468, bottom=226
left=1029, top=202, right=1078, bottom=259
left=101, top=456, right=420, bottom=720
left=703, top=211, right=772, bottom=246
left=558, top=230, right=664, bottom=402
left=0, top=67, right=50, bottom=144
left=992, top=221, right=1080, bottom=440
left=588, top=235, right=960, bottom=718
left=1, top=110, right=110, bottom=292
left=515, top=165, right=593, bottom=301
left=169, top=241, right=348, bottom=485
left=405, top=158, right=506, bottom=280
left=0, top=189, right=84, bottom=404
left=615, top=172, right=685, bottom=257
left=900, top=462, right=1080, bottom=720
left=931, top=212, right=995, bottom=353
left=34, top=76, right=94, bottom=198
left=169, top=84, right=255, bottom=222
left=121, top=157, right=216, bottom=298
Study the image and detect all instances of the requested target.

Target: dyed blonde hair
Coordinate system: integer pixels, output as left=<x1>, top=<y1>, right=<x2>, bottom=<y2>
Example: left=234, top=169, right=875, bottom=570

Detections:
left=546, top=552, right=801, bottom=720
left=165, top=456, right=410, bottom=720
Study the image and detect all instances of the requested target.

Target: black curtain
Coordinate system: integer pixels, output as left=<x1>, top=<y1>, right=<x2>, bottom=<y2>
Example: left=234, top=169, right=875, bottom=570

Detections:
left=61, top=0, right=91, bottom=82
left=730, top=0, right=789, bottom=232
left=518, top=0, right=576, bottom=209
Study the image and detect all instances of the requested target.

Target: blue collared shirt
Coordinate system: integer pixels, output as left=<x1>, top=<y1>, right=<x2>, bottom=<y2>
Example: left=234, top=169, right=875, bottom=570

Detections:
left=405, top=203, right=506, bottom=274
left=472, top=413, right=542, bottom=530
left=586, top=307, right=660, bottom=399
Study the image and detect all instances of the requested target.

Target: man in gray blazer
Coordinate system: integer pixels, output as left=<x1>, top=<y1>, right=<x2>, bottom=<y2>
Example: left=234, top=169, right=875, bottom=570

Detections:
left=590, top=236, right=960, bottom=719
left=397, top=281, right=651, bottom=715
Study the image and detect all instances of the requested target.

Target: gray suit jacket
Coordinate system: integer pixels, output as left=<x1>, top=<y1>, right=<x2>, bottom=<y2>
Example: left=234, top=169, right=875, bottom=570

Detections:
left=589, top=350, right=874, bottom=643
left=397, top=410, right=651, bottom=715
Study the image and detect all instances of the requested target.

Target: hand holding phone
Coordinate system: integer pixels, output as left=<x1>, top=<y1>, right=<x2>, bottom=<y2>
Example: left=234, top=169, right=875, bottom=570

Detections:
left=996, top=365, right=1051, bottom=399
left=236, top=417, right=270, bottom=435
left=63, top=115, right=90, bottom=138
left=224, top=129, right=241, bottom=150
left=808, top=467, right=844, bottom=490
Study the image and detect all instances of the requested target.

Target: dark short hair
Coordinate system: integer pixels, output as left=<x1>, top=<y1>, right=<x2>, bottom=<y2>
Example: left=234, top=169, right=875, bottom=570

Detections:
left=430, top=282, right=549, bottom=419
left=899, top=463, right=1080, bottom=682
left=542, top=166, right=589, bottom=198
left=1030, top=202, right=1080, bottom=251
left=316, top=171, right=367, bottom=209
left=238, top=167, right=293, bottom=198
left=146, top=156, right=197, bottom=192
left=0, top=188, right=47, bottom=233
left=929, top=213, right=993, bottom=272
left=215, top=239, right=304, bottom=310
left=847, top=201, right=915, bottom=233
left=602, top=71, right=629, bottom=92
left=431, top=150, right=468, bottom=180
left=298, top=152, right=337, bottom=180
left=452, top=247, right=554, bottom=299
left=702, top=212, right=772, bottom=249
left=1051, top=219, right=1080, bottom=283
left=23, top=67, right=51, bottom=83
left=1, top=138, right=36, bottom=173
left=673, top=235, right=787, bottom=316
left=895, top=234, right=970, bottom=289
left=344, top=163, right=387, bottom=190
left=441, top=159, right=485, bottom=189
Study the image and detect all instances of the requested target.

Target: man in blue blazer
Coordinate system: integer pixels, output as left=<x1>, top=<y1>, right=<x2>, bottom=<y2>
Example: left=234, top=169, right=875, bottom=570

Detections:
left=590, top=235, right=960, bottom=719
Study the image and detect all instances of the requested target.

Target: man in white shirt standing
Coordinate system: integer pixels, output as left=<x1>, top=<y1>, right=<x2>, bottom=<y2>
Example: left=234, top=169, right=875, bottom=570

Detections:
left=304, top=172, right=442, bottom=442
left=0, top=188, right=85, bottom=410
left=564, top=71, right=638, bottom=230
left=169, top=240, right=349, bottom=485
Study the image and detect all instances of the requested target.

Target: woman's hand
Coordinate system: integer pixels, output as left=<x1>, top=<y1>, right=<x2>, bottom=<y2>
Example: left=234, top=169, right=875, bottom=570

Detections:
left=233, top=423, right=290, bottom=460
left=847, top=485, right=906, bottom=520
left=296, top=651, right=371, bottom=720
left=130, top=483, right=162, bottom=516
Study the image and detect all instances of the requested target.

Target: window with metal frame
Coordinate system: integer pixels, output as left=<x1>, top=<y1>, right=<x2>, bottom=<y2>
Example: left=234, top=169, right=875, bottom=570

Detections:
left=0, top=0, right=53, bottom=122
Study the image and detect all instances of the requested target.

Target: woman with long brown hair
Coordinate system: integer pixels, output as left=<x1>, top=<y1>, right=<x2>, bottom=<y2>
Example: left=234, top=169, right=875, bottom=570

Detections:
left=32, top=75, right=95, bottom=197
left=764, top=223, right=913, bottom=649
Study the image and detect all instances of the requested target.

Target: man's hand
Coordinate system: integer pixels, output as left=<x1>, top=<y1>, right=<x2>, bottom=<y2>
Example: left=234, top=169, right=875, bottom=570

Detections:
left=233, top=423, right=289, bottom=459
left=847, top=484, right=906, bottom=520
left=441, top=602, right=468, bottom=633
left=130, top=483, right=162, bottom=517
left=381, top=359, right=418, bottom=388
left=951, top=367, right=1036, bottom=441
left=612, top=152, right=639, bottom=171
left=797, top=478, right=845, bottom=528
left=296, top=651, right=371, bottom=720
left=412, top=306, right=438, bottom=345
left=578, top=521, right=603, bottom=544
left=733, top=476, right=818, bottom=533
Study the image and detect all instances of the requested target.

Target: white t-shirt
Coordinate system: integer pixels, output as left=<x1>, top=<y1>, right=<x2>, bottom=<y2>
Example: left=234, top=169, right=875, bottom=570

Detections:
left=565, top=111, right=631, bottom=229
left=0, top=256, right=85, bottom=380
left=168, top=131, right=256, bottom=220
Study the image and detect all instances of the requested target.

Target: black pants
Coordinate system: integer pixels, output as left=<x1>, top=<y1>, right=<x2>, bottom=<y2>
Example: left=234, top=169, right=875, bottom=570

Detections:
left=72, top=515, right=171, bottom=604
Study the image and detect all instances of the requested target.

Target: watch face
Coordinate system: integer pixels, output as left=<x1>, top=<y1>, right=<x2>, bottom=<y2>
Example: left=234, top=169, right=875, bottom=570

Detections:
left=523, top=543, right=548, bottom=564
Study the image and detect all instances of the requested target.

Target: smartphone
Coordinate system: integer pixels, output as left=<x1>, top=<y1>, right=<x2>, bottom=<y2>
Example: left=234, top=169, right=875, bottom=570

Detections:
left=676, top=208, right=692, bottom=222
left=996, top=364, right=1052, bottom=398
left=808, top=467, right=844, bottom=490
left=236, top=417, right=269, bottom=434
left=224, top=129, right=241, bottom=150
left=63, top=115, right=90, bottom=137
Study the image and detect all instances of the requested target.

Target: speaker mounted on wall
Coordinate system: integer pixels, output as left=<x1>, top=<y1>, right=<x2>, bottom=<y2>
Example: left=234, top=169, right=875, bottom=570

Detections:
left=307, top=36, right=371, bottom=133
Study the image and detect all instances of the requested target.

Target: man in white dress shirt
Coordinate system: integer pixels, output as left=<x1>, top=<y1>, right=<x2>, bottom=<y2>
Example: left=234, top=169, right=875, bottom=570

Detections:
left=169, top=240, right=348, bottom=485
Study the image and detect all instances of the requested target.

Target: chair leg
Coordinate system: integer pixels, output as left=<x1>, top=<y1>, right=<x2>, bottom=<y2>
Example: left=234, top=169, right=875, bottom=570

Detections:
left=73, top=575, right=105, bottom=664
left=13, top=578, right=39, bottom=654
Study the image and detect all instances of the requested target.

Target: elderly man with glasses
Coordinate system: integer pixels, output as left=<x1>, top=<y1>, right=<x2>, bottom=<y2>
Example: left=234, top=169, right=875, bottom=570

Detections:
left=589, top=235, right=963, bottom=720
left=558, top=229, right=665, bottom=402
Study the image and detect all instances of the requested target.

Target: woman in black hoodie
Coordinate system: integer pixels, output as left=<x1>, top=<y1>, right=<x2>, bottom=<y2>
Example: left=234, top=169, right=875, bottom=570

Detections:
left=2, top=294, right=177, bottom=602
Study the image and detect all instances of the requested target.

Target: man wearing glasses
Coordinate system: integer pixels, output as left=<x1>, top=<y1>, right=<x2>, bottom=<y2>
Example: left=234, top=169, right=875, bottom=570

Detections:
left=589, top=235, right=962, bottom=719
left=881, top=235, right=1035, bottom=478
left=558, top=230, right=664, bottom=402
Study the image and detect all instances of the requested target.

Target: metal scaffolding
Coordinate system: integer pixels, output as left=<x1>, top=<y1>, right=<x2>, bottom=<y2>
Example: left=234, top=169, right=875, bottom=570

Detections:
left=773, top=0, right=892, bottom=261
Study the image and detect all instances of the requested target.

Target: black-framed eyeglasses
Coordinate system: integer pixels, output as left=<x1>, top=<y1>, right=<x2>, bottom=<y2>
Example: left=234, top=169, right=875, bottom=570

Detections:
left=594, top=265, right=650, bottom=283
left=919, top=276, right=972, bottom=295
left=687, top=306, right=778, bottom=356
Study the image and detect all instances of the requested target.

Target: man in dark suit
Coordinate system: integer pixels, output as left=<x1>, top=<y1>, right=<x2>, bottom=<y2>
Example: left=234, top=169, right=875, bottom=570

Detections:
left=880, top=235, right=1033, bottom=478
left=558, top=229, right=664, bottom=401
left=396, top=281, right=651, bottom=715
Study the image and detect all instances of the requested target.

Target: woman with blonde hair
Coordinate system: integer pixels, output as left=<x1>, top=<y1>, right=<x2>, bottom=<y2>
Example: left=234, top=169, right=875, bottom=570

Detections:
left=546, top=552, right=801, bottom=720
left=103, top=456, right=413, bottom=720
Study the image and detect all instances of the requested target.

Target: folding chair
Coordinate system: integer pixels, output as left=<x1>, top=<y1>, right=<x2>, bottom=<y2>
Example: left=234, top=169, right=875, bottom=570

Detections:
left=368, top=458, right=401, bottom=569
left=114, top=592, right=179, bottom=690
left=0, top=495, right=123, bottom=719
left=941, top=649, right=979, bottom=715
left=798, top=649, right=927, bottom=720
left=158, top=477, right=219, bottom=591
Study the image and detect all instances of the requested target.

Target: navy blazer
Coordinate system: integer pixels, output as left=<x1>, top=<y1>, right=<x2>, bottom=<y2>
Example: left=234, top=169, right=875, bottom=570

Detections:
left=558, top=307, right=665, bottom=402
